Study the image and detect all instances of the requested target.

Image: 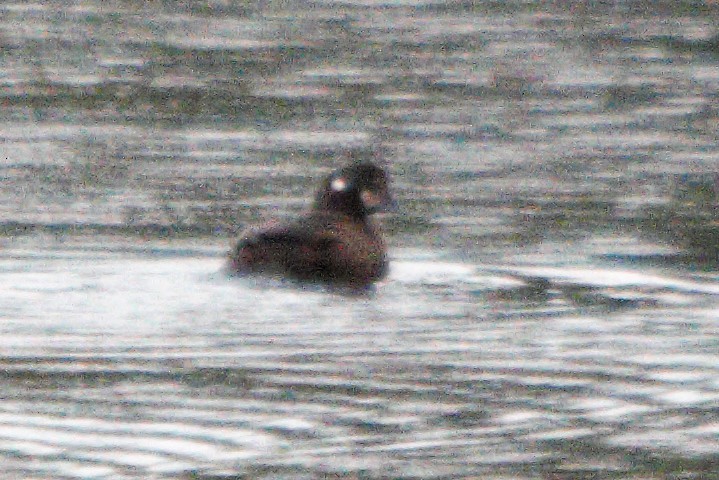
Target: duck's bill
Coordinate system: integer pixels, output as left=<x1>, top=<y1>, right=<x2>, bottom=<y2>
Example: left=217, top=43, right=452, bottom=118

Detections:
left=361, top=189, right=398, bottom=213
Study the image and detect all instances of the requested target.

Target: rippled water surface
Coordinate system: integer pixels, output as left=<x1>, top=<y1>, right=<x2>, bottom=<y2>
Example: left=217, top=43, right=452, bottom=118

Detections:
left=2, top=1, right=719, bottom=478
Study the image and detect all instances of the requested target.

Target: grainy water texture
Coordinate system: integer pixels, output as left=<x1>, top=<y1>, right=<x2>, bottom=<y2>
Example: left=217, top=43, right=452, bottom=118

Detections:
left=1, top=1, right=719, bottom=479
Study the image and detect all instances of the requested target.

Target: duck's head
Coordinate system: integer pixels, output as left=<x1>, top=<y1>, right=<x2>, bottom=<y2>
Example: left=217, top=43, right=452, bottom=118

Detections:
left=315, top=162, right=396, bottom=219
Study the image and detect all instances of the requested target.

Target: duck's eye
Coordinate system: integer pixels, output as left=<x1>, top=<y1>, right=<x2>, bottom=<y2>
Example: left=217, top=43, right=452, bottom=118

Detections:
left=331, top=177, right=348, bottom=192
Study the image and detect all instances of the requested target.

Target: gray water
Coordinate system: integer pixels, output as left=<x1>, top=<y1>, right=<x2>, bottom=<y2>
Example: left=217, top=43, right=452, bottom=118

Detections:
left=2, top=1, right=719, bottom=479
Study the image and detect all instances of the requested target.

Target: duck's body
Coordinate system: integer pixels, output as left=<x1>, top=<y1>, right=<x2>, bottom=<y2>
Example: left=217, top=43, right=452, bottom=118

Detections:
left=229, top=163, right=394, bottom=287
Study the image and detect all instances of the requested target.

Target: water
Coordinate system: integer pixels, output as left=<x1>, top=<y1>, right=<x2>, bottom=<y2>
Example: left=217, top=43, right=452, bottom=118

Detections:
left=2, top=1, right=719, bottom=478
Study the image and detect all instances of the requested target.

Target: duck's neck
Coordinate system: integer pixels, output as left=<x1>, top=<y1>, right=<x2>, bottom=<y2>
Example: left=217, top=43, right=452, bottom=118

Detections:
left=315, top=191, right=368, bottom=221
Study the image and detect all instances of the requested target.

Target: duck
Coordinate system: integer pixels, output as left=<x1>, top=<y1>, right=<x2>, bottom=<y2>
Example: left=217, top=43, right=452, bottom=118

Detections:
left=228, top=162, right=395, bottom=287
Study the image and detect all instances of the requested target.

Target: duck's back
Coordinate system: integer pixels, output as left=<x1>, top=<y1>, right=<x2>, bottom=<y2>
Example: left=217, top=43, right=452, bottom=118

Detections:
left=230, top=210, right=387, bottom=285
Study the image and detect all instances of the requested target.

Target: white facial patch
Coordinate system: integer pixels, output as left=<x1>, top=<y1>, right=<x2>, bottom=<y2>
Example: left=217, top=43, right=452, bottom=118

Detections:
left=331, top=177, right=348, bottom=192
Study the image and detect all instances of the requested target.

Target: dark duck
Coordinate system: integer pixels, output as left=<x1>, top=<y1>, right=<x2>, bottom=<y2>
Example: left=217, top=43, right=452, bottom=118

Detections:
left=229, top=162, right=395, bottom=287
